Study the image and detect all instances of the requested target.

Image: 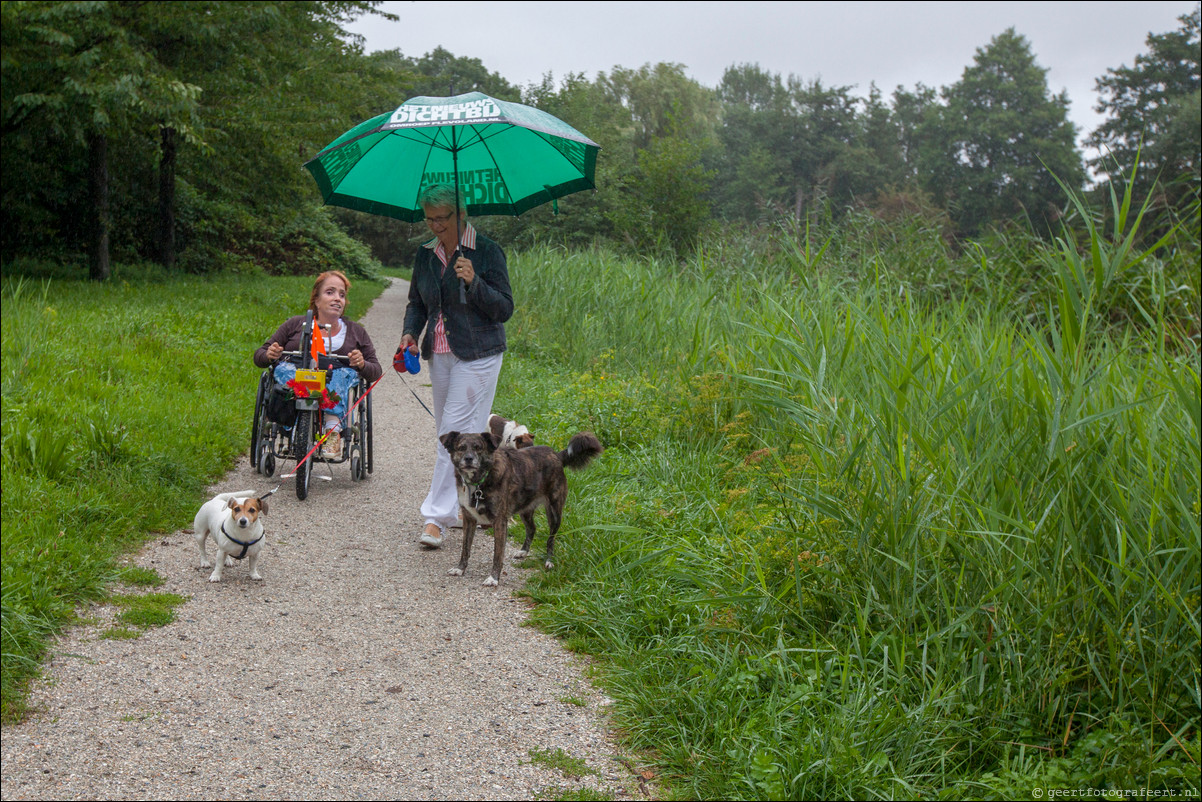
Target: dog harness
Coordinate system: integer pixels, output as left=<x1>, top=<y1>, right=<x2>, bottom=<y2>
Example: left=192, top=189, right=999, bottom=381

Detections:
left=220, top=522, right=264, bottom=560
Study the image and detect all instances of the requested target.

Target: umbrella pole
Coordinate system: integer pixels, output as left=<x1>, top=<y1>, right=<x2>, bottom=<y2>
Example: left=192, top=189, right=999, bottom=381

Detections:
left=451, top=128, right=466, bottom=303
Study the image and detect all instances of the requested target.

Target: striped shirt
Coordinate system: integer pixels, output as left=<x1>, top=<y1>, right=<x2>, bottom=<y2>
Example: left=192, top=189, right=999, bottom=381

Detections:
left=424, top=222, right=478, bottom=354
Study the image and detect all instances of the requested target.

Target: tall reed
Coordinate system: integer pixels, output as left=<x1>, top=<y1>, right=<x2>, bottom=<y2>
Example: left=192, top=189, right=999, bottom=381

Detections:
left=501, top=185, right=1200, bottom=796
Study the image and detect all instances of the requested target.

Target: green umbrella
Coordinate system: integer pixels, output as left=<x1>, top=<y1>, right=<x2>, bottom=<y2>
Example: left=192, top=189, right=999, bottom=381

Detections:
left=304, top=91, right=600, bottom=223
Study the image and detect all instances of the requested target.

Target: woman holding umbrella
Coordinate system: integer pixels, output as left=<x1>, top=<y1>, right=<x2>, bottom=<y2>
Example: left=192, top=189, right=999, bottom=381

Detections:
left=400, top=183, right=514, bottom=548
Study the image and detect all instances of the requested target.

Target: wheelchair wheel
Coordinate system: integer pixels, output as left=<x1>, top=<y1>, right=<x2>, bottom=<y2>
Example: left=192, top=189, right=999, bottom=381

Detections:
left=350, top=446, right=363, bottom=482
left=296, top=454, right=311, bottom=500
left=251, top=372, right=271, bottom=473
left=294, top=410, right=313, bottom=501
left=260, top=441, right=275, bottom=478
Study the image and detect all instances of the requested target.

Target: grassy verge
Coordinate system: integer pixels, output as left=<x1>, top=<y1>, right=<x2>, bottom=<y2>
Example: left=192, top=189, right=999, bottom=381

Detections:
left=493, top=189, right=1200, bottom=797
left=0, top=268, right=385, bottom=722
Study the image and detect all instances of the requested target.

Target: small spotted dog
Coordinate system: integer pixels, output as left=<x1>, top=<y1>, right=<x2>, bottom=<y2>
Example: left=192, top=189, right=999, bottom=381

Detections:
left=488, top=413, right=535, bottom=449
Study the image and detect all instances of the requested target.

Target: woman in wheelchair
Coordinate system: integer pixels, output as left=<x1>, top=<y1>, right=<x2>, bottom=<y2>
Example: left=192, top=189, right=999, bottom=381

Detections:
left=254, top=271, right=382, bottom=459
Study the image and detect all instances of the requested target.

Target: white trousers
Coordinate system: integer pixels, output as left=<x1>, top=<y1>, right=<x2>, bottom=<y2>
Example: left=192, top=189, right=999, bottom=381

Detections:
left=421, top=351, right=503, bottom=531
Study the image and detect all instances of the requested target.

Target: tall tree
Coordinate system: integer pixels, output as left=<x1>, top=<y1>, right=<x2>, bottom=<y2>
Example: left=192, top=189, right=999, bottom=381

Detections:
left=890, top=83, right=940, bottom=184
left=1, top=1, right=393, bottom=275
left=1087, top=5, right=1200, bottom=206
left=715, top=64, right=868, bottom=220
left=714, top=64, right=794, bottom=217
left=1, top=1, right=200, bottom=278
left=923, top=28, right=1085, bottom=236
left=597, top=62, right=719, bottom=151
left=783, top=76, right=866, bottom=216
left=608, top=130, right=715, bottom=257
left=401, top=46, right=519, bottom=100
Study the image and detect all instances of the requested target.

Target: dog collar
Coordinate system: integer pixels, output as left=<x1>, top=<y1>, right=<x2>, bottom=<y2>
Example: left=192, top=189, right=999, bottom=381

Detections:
left=220, top=522, right=263, bottom=560
left=464, top=470, right=491, bottom=511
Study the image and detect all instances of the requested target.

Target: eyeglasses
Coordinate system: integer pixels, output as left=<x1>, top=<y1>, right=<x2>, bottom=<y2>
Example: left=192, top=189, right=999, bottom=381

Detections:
left=424, top=212, right=455, bottom=224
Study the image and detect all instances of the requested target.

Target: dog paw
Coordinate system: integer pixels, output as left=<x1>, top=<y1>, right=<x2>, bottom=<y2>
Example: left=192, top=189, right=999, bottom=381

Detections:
left=482, top=575, right=499, bottom=587
left=447, top=567, right=463, bottom=576
left=207, top=573, right=222, bottom=583
left=224, top=556, right=235, bottom=567
left=513, top=549, right=529, bottom=559
left=250, top=572, right=263, bottom=581
left=199, top=560, right=212, bottom=569
left=544, top=559, right=555, bottom=570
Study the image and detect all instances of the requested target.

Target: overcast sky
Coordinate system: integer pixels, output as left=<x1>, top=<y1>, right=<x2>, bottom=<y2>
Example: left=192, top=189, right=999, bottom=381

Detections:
left=344, top=0, right=1196, bottom=153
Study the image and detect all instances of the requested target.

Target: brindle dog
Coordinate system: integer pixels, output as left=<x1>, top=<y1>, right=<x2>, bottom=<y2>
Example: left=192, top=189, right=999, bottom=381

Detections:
left=439, top=430, right=604, bottom=586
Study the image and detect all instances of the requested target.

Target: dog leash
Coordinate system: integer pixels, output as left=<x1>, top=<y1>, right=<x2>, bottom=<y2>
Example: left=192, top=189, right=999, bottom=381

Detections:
left=394, top=347, right=435, bottom=419
left=396, top=372, right=435, bottom=419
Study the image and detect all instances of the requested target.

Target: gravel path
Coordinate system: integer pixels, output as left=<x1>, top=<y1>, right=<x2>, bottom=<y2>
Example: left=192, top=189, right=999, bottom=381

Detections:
left=1, top=279, right=643, bottom=801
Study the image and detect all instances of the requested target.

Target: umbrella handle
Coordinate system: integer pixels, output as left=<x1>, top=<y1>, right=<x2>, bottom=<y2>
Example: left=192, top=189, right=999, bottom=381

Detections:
left=453, top=247, right=467, bottom=303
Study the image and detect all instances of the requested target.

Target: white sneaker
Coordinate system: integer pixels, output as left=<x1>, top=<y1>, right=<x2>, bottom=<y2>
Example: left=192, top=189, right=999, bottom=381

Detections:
left=321, top=429, right=341, bottom=459
left=419, top=525, right=444, bottom=549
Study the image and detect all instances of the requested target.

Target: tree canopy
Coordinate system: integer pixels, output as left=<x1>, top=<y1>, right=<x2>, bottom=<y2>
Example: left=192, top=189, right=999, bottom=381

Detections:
left=1087, top=5, right=1201, bottom=207
left=2, top=2, right=1197, bottom=273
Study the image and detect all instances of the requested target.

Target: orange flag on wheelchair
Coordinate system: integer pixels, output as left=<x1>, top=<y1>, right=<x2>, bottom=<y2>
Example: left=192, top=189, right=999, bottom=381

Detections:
left=310, top=322, right=326, bottom=363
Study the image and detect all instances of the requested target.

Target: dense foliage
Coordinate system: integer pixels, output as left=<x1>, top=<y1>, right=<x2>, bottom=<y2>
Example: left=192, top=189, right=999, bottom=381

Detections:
left=1088, top=6, right=1201, bottom=211
left=2, top=2, right=1199, bottom=273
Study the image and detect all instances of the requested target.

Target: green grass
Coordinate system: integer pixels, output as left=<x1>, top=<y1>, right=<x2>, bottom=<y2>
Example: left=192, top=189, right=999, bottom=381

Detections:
left=528, top=746, right=612, bottom=802
left=110, top=592, right=188, bottom=630
left=528, top=747, right=599, bottom=778
left=494, top=181, right=1200, bottom=797
left=534, top=788, right=613, bottom=801
left=98, top=627, right=142, bottom=641
left=0, top=267, right=386, bottom=722
left=114, top=565, right=165, bottom=588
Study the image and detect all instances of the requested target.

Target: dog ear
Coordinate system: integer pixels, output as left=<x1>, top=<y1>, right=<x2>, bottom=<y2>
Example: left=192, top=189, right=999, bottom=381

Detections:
left=227, top=497, right=239, bottom=510
left=257, top=497, right=269, bottom=515
left=483, top=431, right=501, bottom=451
left=439, top=431, right=459, bottom=451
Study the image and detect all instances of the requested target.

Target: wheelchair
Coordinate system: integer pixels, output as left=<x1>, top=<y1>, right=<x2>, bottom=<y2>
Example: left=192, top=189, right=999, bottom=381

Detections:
left=250, top=310, right=373, bottom=500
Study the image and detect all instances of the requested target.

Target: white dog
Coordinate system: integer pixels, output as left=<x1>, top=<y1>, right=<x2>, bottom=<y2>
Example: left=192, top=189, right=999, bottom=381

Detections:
left=193, top=490, right=268, bottom=582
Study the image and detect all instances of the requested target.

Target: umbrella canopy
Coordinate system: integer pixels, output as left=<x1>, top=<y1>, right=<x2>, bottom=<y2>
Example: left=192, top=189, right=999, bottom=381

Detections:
left=304, top=92, right=600, bottom=222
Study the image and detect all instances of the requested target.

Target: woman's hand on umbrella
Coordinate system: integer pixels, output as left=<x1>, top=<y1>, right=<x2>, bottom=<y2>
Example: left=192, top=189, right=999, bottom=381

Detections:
left=454, top=256, right=474, bottom=287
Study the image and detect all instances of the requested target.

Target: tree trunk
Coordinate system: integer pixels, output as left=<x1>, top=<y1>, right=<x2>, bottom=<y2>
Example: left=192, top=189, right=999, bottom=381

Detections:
left=156, top=125, right=176, bottom=269
left=88, top=131, right=111, bottom=281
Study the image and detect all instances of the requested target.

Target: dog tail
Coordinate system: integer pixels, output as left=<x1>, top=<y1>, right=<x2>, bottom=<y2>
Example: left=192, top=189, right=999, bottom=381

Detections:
left=558, top=433, right=604, bottom=471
